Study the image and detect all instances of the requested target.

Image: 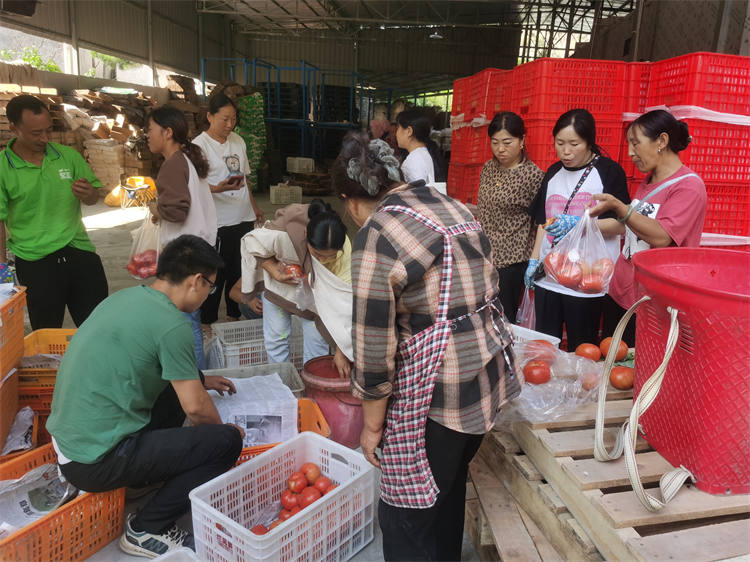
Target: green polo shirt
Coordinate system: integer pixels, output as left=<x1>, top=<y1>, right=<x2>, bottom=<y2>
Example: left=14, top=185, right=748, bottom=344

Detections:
left=0, top=139, right=102, bottom=260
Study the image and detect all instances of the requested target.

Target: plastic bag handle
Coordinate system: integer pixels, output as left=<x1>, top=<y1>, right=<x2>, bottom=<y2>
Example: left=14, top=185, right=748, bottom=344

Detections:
left=593, top=296, right=695, bottom=512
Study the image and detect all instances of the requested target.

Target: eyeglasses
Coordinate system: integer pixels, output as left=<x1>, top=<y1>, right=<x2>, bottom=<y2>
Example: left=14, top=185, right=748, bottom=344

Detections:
left=201, top=274, right=217, bottom=295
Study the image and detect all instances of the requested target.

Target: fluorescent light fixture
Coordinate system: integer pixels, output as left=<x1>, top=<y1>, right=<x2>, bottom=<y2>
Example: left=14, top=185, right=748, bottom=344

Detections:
left=429, top=31, right=443, bottom=39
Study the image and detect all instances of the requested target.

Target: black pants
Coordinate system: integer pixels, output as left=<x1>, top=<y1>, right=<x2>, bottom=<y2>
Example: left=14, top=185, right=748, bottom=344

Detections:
left=379, top=419, right=484, bottom=562
left=15, top=245, right=108, bottom=330
left=497, top=262, right=527, bottom=324
left=201, top=221, right=254, bottom=324
left=534, top=285, right=603, bottom=350
left=602, top=295, right=637, bottom=347
left=59, top=386, right=243, bottom=534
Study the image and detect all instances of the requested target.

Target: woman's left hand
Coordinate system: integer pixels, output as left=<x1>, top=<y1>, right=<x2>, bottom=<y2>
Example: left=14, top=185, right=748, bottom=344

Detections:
left=204, top=376, right=237, bottom=396
left=589, top=193, right=627, bottom=218
left=332, top=348, right=352, bottom=379
left=360, top=426, right=383, bottom=468
left=148, top=200, right=160, bottom=223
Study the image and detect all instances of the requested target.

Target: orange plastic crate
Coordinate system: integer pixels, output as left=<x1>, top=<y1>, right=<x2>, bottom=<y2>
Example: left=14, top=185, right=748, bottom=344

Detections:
left=0, top=370, right=19, bottom=451
left=235, top=398, right=330, bottom=466
left=0, top=444, right=125, bottom=561
left=18, top=329, right=76, bottom=388
left=0, top=288, right=26, bottom=377
left=18, top=386, right=54, bottom=414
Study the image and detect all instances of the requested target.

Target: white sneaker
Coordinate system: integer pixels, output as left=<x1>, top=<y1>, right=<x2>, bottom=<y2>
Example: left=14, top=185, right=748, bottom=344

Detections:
left=118, top=513, right=195, bottom=558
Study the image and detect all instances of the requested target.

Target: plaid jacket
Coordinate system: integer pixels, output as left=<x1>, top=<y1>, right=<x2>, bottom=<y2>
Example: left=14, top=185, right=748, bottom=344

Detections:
left=351, top=183, right=514, bottom=434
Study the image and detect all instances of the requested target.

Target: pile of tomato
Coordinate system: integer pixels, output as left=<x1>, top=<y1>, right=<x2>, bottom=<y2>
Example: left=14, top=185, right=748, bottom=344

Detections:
left=521, top=338, right=635, bottom=391
left=544, top=252, right=614, bottom=294
left=126, top=249, right=158, bottom=279
left=250, top=462, right=337, bottom=535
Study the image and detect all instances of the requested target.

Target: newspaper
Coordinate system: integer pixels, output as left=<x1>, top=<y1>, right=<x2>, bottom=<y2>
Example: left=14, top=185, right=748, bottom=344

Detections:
left=1, top=406, right=34, bottom=455
left=211, top=373, right=298, bottom=448
left=19, top=354, right=63, bottom=370
left=0, top=463, right=79, bottom=538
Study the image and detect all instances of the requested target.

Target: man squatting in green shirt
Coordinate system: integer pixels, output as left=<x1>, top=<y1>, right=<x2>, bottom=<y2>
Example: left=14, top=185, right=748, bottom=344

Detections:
left=0, top=94, right=108, bottom=329
left=47, top=234, right=245, bottom=558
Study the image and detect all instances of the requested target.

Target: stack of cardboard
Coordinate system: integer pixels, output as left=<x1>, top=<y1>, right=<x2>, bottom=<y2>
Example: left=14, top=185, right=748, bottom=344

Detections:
left=84, top=139, right=124, bottom=190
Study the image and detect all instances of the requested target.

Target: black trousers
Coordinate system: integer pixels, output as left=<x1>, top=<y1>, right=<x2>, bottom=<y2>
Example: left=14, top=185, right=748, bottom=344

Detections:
left=379, top=419, right=485, bottom=562
left=602, top=295, right=637, bottom=347
left=534, top=285, right=603, bottom=350
left=497, top=261, right=527, bottom=324
left=201, top=221, right=254, bottom=324
left=59, top=386, right=243, bottom=534
left=15, top=245, right=108, bottom=330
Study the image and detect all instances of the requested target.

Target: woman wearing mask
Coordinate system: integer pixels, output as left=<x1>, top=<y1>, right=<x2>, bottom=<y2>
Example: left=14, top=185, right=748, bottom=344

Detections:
left=239, top=199, right=350, bottom=366
left=146, top=106, right=217, bottom=368
left=192, top=94, right=264, bottom=327
left=477, top=112, right=544, bottom=323
left=333, top=131, right=520, bottom=561
left=590, top=109, right=706, bottom=344
left=525, top=109, right=630, bottom=349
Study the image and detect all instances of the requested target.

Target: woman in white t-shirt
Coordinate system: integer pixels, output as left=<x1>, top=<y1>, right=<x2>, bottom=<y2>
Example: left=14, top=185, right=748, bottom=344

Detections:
left=192, top=94, right=264, bottom=326
left=395, top=108, right=436, bottom=185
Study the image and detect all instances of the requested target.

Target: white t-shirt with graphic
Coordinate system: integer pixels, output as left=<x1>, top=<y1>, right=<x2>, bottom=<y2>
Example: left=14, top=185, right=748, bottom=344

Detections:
left=192, top=131, right=255, bottom=227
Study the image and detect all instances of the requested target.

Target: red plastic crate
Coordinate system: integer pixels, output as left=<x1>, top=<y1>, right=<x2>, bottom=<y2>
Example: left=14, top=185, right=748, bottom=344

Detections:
left=447, top=162, right=483, bottom=205
left=452, top=69, right=511, bottom=121
left=524, top=118, right=626, bottom=173
left=624, top=62, right=652, bottom=114
left=679, top=119, right=750, bottom=184
left=451, top=75, right=471, bottom=115
left=647, top=52, right=750, bottom=115
left=703, top=182, right=750, bottom=236
left=451, top=125, right=491, bottom=165
left=510, top=58, right=628, bottom=122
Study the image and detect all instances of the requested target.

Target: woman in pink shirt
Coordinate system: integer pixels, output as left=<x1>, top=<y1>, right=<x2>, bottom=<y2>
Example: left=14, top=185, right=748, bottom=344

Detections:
left=590, top=109, right=707, bottom=343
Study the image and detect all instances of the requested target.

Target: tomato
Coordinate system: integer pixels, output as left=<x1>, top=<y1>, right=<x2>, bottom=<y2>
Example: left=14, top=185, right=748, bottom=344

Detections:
left=610, top=366, right=634, bottom=390
left=580, top=371, right=599, bottom=390
left=126, top=262, right=138, bottom=276
left=556, top=263, right=582, bottom=289
left=269, top=520, right=281, bottom=530
left=322, top=483, right=337, bottom=495
left=140, top=249, right=157, bottom=265
left=250, top=525, right=268, bottom=535
left=285, top=264, right=304, bottom=278
left=579, top=274, right=604, bottom=294
left=300, top=462, right=321, bottom=484
left=289, top=506, right=301, bottom=515
left=579, top=261, right=593, bottom=275
left=280, top=489, right=299, bottom=510
left=543, top=252, right=564, bottom=276
left=278, top=509, right=293, bottom=521
left=524, top=340, right=558, bottom=363
left=523, top=360, right=551, bottom=385
left=575, top=343, right=602, bottom=361
left=288, top=472, right=307, bottom=494
left=136, top=266, right=153, bottom=279
left=299, top=486, right=322, bottom=508
left=313, top=476, right=332, bottom=494
left=593, top=258, right=615, bottom=279
left=600, top=337, right=628, bottom=361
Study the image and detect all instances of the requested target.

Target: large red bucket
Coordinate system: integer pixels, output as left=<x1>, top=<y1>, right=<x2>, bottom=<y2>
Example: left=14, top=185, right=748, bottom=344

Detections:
left=632, top=248, right=750, bottom=495
left=301, top=356, right=364, bottom=449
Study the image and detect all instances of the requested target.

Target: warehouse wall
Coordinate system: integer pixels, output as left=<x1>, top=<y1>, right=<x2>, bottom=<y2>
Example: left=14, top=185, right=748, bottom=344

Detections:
left=0, top=0, right=241, bottom=82
left=582, top=0, right=748, bottom=61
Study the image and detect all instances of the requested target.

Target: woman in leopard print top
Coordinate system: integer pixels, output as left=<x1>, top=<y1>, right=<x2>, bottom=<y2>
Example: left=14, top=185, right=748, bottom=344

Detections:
left=477, top=112, right=544, bottom=323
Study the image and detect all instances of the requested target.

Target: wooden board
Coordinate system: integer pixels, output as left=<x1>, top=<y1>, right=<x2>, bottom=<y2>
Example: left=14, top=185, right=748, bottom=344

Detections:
left=539, top=427, right=650, bottom=457
left=524, top=399, right=633, bottom=430
left=562, top=452, right=674, bottom=490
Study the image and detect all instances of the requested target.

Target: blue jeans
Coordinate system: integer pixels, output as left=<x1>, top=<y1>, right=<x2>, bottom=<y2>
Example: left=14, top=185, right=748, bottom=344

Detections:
left=262, top=294, right=329, bottom=364
left=185, top=309, right=206, bottom=369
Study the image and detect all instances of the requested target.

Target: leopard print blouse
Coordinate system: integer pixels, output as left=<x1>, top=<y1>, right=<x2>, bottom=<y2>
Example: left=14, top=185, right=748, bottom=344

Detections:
left=477, top=157, right=544, bottom=268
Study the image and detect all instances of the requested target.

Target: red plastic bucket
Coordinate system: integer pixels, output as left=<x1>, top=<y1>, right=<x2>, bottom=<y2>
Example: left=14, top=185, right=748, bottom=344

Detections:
left=632, top=248, right=750, bottom=495
left=301, top=356, right=364, bottom=449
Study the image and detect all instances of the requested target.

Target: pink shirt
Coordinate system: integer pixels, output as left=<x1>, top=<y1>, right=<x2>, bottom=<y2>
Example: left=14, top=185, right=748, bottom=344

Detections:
left=609, top=166, right=707, bottom=309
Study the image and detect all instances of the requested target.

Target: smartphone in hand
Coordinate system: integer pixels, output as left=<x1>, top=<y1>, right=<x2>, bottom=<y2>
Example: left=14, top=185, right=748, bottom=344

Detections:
left=228, top=175, right=244, bottom=185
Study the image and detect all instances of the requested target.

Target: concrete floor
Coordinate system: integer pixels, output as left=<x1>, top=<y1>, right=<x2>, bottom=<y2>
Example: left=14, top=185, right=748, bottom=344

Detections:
left=71, top=194, right=479, bottom=561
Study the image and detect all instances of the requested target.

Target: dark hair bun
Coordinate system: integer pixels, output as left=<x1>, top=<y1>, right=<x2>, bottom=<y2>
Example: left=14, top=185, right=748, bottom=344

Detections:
left=672, top=120, right=692, bottom=152
left=308, top=198, right=333, bottom=219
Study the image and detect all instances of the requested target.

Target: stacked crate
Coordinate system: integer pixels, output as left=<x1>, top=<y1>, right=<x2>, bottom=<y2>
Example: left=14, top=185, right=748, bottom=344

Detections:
left=448, top=52, right=750, bottom=237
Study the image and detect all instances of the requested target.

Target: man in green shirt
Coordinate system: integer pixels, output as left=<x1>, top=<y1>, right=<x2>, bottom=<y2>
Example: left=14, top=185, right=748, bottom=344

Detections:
left=0, top=94, right=108, bottom=329
left=47, top=235, right=244, bottom=558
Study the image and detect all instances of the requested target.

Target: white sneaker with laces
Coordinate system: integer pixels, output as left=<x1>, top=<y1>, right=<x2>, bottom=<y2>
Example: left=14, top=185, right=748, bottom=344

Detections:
left=118, top=513, right=195, bottom=558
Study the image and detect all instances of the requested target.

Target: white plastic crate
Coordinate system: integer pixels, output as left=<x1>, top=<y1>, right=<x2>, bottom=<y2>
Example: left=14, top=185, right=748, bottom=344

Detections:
left=286, top=157, right=315, bottom=174
left=203, top=363, right=304, bottom=397
left=211, top=318, right=304, bottom=371
left=270, top=184, right=303, bottom=205
left=190, top=432, right=376, bottom=562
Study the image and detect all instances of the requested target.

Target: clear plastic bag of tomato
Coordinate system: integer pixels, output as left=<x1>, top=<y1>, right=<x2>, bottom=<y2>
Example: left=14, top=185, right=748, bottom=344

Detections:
left=126, top=211, right=160, bottom=280
left=542, top=209, right=614, bottom=296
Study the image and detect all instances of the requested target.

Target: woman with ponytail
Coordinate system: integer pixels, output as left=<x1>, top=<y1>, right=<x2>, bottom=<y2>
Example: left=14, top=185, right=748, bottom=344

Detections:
left=146, top=105, right=218, bottom=368
left=590, top=109, right=706, bottom=342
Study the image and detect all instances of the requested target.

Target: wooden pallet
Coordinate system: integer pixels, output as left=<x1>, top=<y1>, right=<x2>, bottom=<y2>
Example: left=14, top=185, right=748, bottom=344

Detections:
left=510, top=395, right=750, bottom=561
